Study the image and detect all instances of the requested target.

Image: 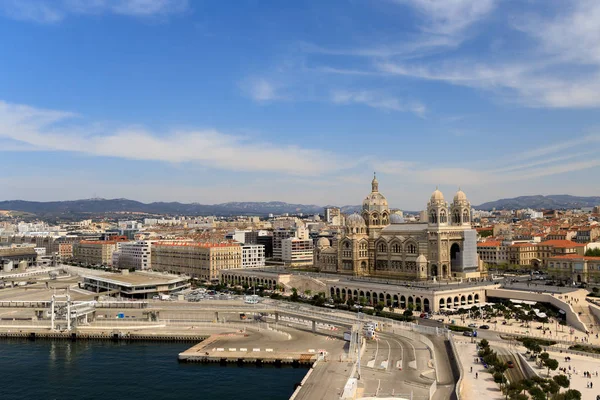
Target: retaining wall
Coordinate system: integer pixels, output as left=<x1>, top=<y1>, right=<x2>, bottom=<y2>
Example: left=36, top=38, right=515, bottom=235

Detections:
left=486, top=288, right=587, bottom=332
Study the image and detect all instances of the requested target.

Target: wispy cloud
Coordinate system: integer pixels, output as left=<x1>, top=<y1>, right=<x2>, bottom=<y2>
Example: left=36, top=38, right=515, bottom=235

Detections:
left=375, top=0, right=600, bottom=108
left=331, top=90, right=425, bottom=116
left=0, top=100, right=350, bottom=176
left=372, top=133, right=600, bottom=186
left=241, top=78, right=282, bottom=102
left=391, top=0, right=497, bottom=36
left=0, top=0, right=189, bottom=23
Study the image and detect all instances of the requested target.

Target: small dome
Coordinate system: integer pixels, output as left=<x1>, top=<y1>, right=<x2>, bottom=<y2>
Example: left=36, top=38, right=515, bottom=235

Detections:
left=317, top=237, right=330, bottom=248
left=430, top=188, right=445, bottom=202
left=389, top=214, right=404, bottom=224
left=453, top=189, right=468, bottom=202
left=346, top=213, right=366, bottom=227
left=416, top=254, right=427, bottom=263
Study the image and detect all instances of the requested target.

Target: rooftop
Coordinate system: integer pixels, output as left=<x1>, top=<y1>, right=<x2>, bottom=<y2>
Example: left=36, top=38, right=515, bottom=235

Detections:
left=154, top=241, right=239, bottom=248
left=82, top=271, right=187, bottom=286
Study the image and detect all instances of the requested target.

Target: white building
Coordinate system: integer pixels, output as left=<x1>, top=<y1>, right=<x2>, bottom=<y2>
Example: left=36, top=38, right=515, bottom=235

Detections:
left=241, top=244, right=265, bottom=268
left=116, top=240, right=154, bottom=270
left=282, top=238, right=313, bottom=267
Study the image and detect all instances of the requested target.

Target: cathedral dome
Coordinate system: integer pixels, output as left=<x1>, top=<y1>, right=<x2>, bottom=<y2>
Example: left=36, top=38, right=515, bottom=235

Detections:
left=453, top=189, right=468, bottom=203
left=317, top=237, right=330, bottom=248
left=430, top=188, right=445, bottom=203
left=346, top=213, right=366, bottom=227
left=389, top=214, right=404, bottom=224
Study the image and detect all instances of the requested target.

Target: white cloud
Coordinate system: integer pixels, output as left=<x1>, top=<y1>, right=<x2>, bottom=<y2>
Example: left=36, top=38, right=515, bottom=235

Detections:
left=372, top=133, right=600, bottom=186
left=241, top=78, right=282, bottom=102
left=391, top=0, right=497, bottom=36
left=375, top=1, right=600, bottom=108
left=0, top=0, right=188, bottom=22
left=331, top=90, right=425, bottom=116
left=0, top=100, right=350, bottom=176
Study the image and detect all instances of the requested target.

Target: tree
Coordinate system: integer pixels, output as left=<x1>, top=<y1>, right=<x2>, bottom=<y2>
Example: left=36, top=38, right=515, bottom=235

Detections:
left=291, top=288, right=299, bottom=301
left=403, top=308, right=413, bottom=317
left=479, top=339, right=490, bottom=349
left=553, top=375, right=570, bottom=390
left=561, top=389, right=582, bottom=400
left=585, top=248, right=600, bottom=257
left=374, top=302, right=385, bottom=313
left=347, top=297, right=355, bottom=308
left=304, top=289, right=312, bottom=297
left=543, top=358, right=559, bottom=376
left=358, top=296, right=367, bottom=306
left=528, top=387, right=546, bottom=400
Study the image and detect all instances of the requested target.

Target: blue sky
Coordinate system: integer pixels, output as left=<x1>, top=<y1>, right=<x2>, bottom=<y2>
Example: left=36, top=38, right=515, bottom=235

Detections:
left=0, top=0, right=599, bottom=210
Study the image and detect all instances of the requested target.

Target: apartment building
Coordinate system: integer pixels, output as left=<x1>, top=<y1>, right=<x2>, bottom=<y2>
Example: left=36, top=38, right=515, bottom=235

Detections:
left=241, top=244, right=265, bottom=268
left=272, top=229, right=295, bottom=260
left=575, top=227, right=600, bottom=243
left=151, top=242, right=242, bottom=281
left=508, top=243, right=538, bottom=266
left=73, top=241, right=119, bottom=266
left=281, top=238, right=313, bottom=267
left=116, top=240, right=154, bottom=270
left=536, top=240, right=586, bottom=267
left=547, top=254, right=600, bottom=284
left=476, top=241, right=508, bottom=265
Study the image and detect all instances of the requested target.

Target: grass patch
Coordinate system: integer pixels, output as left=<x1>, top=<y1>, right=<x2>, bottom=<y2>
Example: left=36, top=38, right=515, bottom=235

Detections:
left=569, top=344, right=600, bottom=354
left=447, top=325, right=473, bottom=332
left=514, top=337, right=557, bottom=346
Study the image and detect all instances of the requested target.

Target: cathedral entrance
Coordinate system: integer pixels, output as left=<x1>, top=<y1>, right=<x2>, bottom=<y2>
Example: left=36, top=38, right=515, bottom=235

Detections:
left=442, top=264, right=448, bottom=278
left=431, top=264, right=438, bottom=277
left=450, top=243, right=462, bottom=275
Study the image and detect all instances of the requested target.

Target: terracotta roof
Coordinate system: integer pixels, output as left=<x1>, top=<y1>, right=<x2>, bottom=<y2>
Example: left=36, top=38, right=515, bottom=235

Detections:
left=510, top=243, right=536, bottom=248
left=477, top=241, right=502, bottom=247
left=549, top=254, right=600, bottom=261
left=539, top=239, right=586, bottom=248
left=154, top=241, right=239, bottom=248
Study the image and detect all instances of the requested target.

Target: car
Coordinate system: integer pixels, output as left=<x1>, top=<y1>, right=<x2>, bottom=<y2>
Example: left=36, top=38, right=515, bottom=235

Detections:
left=507, top=361, right=515, bottom=368
left=479, top=325, right=490, bottom=329
left=463, top=331, right=473, bottom=337
left=468, top=323, right=478, bottom=328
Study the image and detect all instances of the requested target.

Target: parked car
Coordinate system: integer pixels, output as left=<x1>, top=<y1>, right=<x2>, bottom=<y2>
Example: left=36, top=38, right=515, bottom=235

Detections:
left=507, top=360, right=515, bottom=368
left=479, top=325, right=490, bottom=329
left=468, top=323, right=478, bottom=328
left=463, top=331, right=473, bottom=337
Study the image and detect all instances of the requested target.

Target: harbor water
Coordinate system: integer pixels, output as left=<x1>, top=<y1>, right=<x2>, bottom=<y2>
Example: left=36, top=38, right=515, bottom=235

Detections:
left=0, top=339, right=308, bottom=400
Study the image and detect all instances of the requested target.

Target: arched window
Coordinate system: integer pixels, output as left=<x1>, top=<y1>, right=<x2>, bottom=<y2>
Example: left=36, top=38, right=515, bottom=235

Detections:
left=462, top=209, right=470, bottom=223
left=453, top=210, right=460, bottom=224
left=392, top=243, right=401, bottom=253
left=406, top=243, right=417, bottom=254
left=430, top=211, right=437, bottom=224
left=440, top=210, right=447, bottom=223
left=378, top=243, right=387, bottom=252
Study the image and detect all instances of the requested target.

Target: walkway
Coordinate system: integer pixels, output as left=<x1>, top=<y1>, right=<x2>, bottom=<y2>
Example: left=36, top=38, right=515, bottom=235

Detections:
left=453, top=339, right=503, bottom=400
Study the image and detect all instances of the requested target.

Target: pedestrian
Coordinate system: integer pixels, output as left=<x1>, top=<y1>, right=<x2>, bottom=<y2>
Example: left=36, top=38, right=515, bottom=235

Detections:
left=591, top=382, right=593, bottom=389
left=475, top=372, right=478, bottom=379
left=470, top=366, right=473, bottom=373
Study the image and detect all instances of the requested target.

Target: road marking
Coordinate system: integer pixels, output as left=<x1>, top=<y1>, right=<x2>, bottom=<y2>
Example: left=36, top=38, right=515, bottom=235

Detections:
left=308, top=349, right=315, bottom=353
left=253, top=348, right=260, bottom=352
left=239, top=348, right=247, bottom=352
left=228, top=348, right=236, bottom=352
left=266, top=348, right=273, bottom=352
left=216, top=348, right=224, bottom=352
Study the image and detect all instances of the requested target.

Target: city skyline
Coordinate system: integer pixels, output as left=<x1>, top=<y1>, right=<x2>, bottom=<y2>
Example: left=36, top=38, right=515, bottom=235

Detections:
left=1, top=0, right=600, bottom=210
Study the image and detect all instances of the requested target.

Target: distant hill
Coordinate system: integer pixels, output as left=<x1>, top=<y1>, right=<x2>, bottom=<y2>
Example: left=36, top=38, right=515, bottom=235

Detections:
left=0, top=198, right=362, bottom=218
left=475, top=195, right=600, bottom=211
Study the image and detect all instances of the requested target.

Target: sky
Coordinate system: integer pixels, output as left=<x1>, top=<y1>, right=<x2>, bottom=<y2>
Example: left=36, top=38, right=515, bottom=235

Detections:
left=0, top=0, right=599, bottom=210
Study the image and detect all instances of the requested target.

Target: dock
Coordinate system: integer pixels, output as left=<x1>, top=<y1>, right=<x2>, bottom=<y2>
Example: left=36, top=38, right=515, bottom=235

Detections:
left=178, top=333, right=319, bottom=365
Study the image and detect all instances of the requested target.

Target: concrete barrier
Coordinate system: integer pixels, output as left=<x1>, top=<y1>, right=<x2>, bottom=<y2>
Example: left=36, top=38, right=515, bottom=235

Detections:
left=588, top=302, right=600, bottom=324
left=448, top=336, right=463, bottom=400
left=486, top=288, right=588, bottom=332
left=516, top=352, right=540, bottom=379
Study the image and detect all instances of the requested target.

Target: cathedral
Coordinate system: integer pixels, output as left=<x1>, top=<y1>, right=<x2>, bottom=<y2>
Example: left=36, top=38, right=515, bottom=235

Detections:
left=314, top=175, right=482, bottom=281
